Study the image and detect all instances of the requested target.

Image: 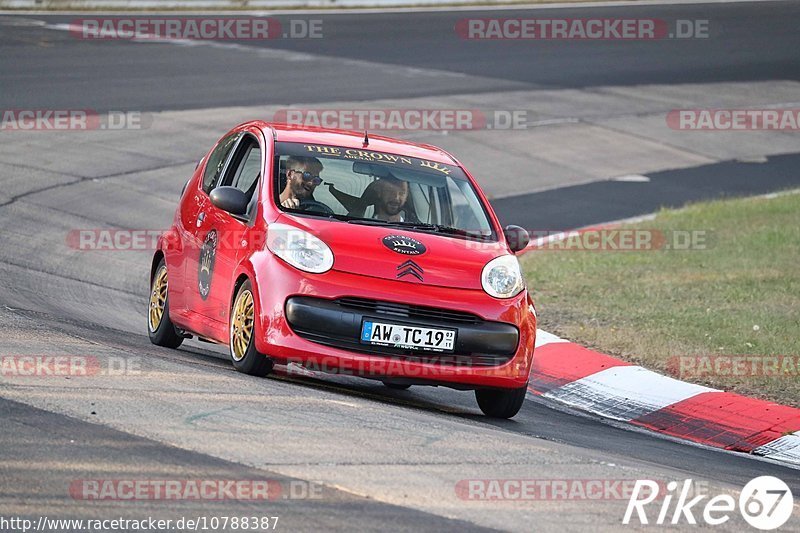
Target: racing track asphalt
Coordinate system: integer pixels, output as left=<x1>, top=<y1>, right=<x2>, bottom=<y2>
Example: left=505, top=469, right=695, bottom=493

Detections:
left=2, top=2, right=800, bottom=111
left=0, top=396, right=492, bottom=532
left=1, top=2, right=800, bottom=530
left=491, top=152, right=800, bottom=230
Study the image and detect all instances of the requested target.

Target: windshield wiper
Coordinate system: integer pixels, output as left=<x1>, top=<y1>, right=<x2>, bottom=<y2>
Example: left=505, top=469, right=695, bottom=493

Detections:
left=410, top=223, right=491, bottom=239
left=348, top=219, right=491, bottom=239
left=298, top=211, right=377, bottom=223
left=345, top=217, right=398, bottom=226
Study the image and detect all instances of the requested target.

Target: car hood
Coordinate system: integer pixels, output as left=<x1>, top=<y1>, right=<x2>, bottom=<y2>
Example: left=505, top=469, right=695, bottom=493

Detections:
left=275, top=214, right=508, bottom=290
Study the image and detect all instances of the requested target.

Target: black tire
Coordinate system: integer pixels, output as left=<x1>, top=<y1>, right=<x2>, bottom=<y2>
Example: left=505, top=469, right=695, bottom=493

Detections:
left=148, top=258, right=183, bottom=349
left=229, top=279, right=273, bottom=377
left=383, top=382, right=411, bottom=390
left=475, top=386, right=528, bottom=418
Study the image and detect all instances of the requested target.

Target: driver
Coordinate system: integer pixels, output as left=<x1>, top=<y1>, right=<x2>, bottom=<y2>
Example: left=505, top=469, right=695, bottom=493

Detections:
left=280, top=156, right=323, bottom=209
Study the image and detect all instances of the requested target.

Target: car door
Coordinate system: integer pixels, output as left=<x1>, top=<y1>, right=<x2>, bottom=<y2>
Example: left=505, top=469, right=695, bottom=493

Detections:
left=181, top=132, right=240, bottom=326
left=190, top=132, right=264, bottom=335
left=165, top=131, right=239, bottom=320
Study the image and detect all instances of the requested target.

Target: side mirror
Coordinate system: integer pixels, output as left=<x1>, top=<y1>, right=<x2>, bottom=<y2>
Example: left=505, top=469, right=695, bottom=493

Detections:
left=210, top=186, right=249, bottom=216
left=504, top=225, right=530, bottom=253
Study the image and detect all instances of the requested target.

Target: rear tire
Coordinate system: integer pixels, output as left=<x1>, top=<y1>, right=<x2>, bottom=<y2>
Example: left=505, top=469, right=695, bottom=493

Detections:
left=148, top=258, right=183, bottom=349
left=229, top=279, right=273, bottom=377
left=475, top=386, right=527, bottom=418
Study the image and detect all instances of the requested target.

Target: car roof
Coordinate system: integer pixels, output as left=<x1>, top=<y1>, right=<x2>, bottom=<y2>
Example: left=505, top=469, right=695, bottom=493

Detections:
left=258, top=122, right=460, bottom=166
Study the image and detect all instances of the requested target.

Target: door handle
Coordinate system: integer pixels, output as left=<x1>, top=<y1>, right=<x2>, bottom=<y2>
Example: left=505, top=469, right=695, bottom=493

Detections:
left=196, top=212, right=206, bottom=227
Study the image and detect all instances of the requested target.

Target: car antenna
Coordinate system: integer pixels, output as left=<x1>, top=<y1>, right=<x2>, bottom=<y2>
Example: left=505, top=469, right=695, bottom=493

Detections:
left=363, top=130, right=369, bottom=147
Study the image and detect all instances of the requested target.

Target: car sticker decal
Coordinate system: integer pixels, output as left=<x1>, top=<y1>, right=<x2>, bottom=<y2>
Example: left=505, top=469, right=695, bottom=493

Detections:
left=382, top=234, right=427, bottom=256
left=198, top=229, right=218, bottom=300
left=296, top=143, right=453, bottom=176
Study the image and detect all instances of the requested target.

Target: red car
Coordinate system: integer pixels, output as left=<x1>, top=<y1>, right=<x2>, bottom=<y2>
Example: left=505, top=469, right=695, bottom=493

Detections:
left=148, top=121, right=536, bottom=418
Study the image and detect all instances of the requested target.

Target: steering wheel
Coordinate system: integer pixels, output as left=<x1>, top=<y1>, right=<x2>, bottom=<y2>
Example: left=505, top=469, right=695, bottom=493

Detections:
left=299, top=199, right=335, bottom=215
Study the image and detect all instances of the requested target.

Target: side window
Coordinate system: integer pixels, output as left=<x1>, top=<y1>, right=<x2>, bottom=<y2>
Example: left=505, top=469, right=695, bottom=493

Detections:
left=220, top=136, right=263, bottom=218
left=230, top=144, right=261, bottom=197
left=202, top=133, right=239, bottom=194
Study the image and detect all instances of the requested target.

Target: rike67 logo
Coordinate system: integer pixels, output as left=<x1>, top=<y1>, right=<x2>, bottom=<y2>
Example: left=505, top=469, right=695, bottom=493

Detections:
left=624, top=476, right=794, bottom=530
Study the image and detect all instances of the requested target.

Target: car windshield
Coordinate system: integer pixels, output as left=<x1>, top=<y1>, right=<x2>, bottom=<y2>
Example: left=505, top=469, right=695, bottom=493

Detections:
left=274, top=142, right=496, bottom=240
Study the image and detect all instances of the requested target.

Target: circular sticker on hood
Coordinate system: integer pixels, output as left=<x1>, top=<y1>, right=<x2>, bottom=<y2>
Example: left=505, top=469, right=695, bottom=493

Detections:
left=382, top=234, right=427, bottom=256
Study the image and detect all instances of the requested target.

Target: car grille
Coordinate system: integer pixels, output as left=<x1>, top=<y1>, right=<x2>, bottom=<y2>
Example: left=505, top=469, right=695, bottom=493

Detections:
left=335, top=297, right=481, bottom=325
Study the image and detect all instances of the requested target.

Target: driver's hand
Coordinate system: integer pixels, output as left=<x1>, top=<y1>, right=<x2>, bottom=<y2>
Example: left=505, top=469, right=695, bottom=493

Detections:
left=281, top=197, right=300, bottom=209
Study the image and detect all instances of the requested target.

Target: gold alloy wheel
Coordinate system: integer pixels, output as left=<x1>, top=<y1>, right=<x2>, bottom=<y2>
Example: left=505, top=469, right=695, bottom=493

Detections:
left=148, top=266, right=168, bottom=332
left=231, top=289, right=255, bottom=361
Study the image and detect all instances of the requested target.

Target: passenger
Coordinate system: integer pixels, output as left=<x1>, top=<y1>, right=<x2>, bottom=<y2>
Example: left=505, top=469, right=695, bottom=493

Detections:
left=372, top=176, right=409, bottom=222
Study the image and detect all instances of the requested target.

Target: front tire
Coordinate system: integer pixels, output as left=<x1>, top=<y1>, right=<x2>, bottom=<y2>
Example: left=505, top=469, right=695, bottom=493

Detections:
left=148, top=258, right=183, bottom=349
left=475, top=386, right=527, bottom=418
left=229, top=279, right=273, bottom=377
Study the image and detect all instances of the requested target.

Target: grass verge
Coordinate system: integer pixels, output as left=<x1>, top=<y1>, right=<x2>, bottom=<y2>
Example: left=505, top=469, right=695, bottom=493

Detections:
left=520, top=191, right=800, bottom=407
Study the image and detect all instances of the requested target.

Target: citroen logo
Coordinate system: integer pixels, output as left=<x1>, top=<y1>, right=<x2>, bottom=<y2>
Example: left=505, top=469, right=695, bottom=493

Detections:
left=396, top=260, right=424, bottom=282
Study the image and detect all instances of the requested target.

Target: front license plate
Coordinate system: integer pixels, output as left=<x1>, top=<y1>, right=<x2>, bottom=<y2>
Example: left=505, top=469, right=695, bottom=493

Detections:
left=360, top=320, right=456, bottom=353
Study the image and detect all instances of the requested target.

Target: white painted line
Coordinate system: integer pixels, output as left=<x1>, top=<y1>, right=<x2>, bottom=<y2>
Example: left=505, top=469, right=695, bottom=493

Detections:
left=41, top=22, right=472, bottom=81
left=535, top=329, right=567, bottom=348
left=611, top=174, right=650, bottom=183
left=753, top=432, right=800, bottom=466
left=760, top=188, right=800, bottom=200
left=734, top=156, right=768, bottom=164
left=525, top=118, right=581, bottom=127
left=0, top=0, right=781, bottom=16
left=524, top=213, right=658, bottom=251
left=543, top=365, right=718, bottom=422
left=523, top=187, right=800, bottom=253
left=582, top=213, right=658, bottom=227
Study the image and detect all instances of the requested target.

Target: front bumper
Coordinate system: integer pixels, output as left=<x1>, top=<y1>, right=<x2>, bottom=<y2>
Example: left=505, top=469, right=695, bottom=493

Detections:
left=250, top=253, right=536, bottom=389
left=285, top=296, right=519, bottom=366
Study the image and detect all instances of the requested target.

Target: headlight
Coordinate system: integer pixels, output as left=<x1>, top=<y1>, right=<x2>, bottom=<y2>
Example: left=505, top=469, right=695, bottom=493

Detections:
left=267, top=223, right=334, bottom=274
left=481, top=255, right=524, bottom=299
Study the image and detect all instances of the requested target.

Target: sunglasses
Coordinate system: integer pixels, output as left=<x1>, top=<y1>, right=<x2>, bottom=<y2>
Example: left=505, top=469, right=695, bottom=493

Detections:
left=289, top=169, right=322, bottom=186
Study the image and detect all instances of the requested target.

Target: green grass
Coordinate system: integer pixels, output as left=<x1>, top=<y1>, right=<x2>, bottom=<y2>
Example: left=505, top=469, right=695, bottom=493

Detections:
left=521, top=191, right=800, bottom=407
